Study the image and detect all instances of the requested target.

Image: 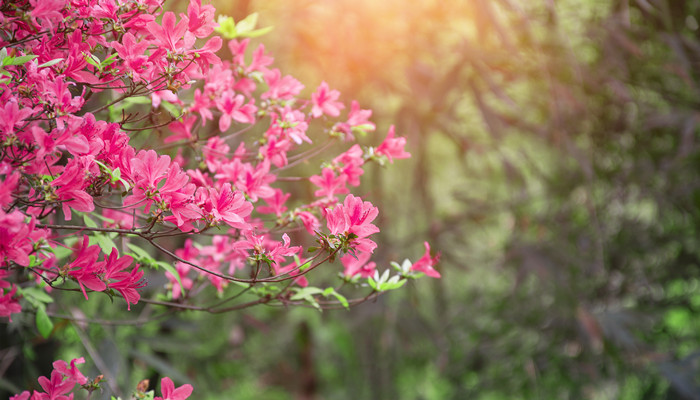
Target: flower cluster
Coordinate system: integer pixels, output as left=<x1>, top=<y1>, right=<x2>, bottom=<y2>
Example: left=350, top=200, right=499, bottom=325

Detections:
left=0, top=0, right=438, bottom=343
left=10, top=357, right=191, bottom=400
left=0, top=0, right=442, bottom=395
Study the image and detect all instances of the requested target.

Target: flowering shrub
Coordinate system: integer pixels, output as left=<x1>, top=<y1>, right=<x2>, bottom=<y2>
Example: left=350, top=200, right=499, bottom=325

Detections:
left=0, top=0, right=440, bottom=396
left=10, top=356, right=191, bottom=400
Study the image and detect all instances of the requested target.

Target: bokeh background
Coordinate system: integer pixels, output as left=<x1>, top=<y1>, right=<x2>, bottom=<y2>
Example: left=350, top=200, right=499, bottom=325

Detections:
left=5, top=0, right=700, bottom=399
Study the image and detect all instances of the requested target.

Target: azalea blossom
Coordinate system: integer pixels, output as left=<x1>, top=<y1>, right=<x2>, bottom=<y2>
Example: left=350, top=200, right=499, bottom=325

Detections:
left=0, top=1, right=434, bottom=395
left=411, top=242, right=441, bottom=278
left=155, top=377, right=193, bottom=400
left=205, top=183, right=253, bottom=229
left=310, top=168, right=350, bottom=199
left=311, top=81, right=344, bottom=118
left=376, top=125, right=411, bottom=163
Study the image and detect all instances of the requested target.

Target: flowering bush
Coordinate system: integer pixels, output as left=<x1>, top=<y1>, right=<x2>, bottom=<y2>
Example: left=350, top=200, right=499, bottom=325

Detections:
left=0, top=0, right=439, bottom=396
left=10, top=356, right=191, bottom=400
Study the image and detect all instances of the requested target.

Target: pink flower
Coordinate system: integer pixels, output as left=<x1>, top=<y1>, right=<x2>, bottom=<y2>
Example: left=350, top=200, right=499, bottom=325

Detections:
left=0, top=284, right=22, bottom=322
left=0, top=170, right=19, bottom=208
left=206, top=184, right=253, bottom=229
left=257, top=188, right=290, bottom=216
left=248, top=44, right=274, bottom=73
left=38, top=370, right=75, bottom=400
left=50, top=157, right=95, bottom=220
left=268, top=234, right=301, bottom=265
left=325, top=205, right=350, bottom=236
left=67, top=236, right=107, bottom=300
left=262, top=69, right=304, bottom=100
left=311, top=81, right=344, bottom=118
left=411, top=242, right=441, bottom=278
left=342, top=194, right=379, bottom=238
left=9, top=391, right=30, bottom=400
left=52, top=358, right=88, bottom=385
left=277, top=107, right=310, bottom=144
left=202, top=136, right=231, bottom=172
left=0, top=100, right=35, bottom=138
left=124, top=150, right=172, bottom=212
left=110, top=32, right=152, bottom=81
left=228, top=39, right=250, bottom=66
left=216, top=91, right=257, bottom=131
left=310, top=168, right=349, bottom=199
left=0, top=210, right=35, bottom=267
left=130, top=150, right=171, bottom=188
left=155, top=377, right=193, bottom=400
left=29, top=0, right=64, bottom=29
left=146, top=12, right=190, bottom=52
left=188, top=36, right=222, bottom=75
left=185, top=0, right=217, bottom=38
left=164, top=115, right=197, bottom=143
left=103, top=248, right=145, bottom=310
left=376, top=125, right=410, bottom=163
left=341, top=251, right=376, bottom=278
left=259, top=136, right=291, bottom=168
left=333, top=144, right=365, bottom=186
left=346, top=100, right=375, bottom=131
left=235, top=160, right=276, bottom=202
left=296, top=211, right=320, bottom=235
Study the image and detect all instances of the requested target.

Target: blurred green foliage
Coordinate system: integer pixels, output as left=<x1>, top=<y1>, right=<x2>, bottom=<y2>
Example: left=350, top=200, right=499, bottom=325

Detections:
left=6, top=0, right=700, bottom=399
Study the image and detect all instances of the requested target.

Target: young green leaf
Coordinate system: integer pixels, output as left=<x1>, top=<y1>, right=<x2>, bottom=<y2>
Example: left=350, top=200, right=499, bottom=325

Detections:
left=38, top=58, right=64, bottom=68
left=214, top=15, right=237, bottom=39
left=83, top=214, right=98, bottom=228
left=36, top=307, right=54, bottom=339
left=156, top=261, right=185, bottom=297
left=234, top=12, right=260, bottom=35
left=322, top=287, right=349, bottom=309
left=20, top=287, right=54, bottom=308
left=4, top=54, right=38, bottom=66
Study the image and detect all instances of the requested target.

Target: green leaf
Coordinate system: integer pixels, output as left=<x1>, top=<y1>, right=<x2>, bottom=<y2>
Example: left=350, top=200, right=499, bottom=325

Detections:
left=293, top=254, right=312, bottom=272
left=665, top=308, right=691, bottom=334
left=368, top=277, right=379, bottom=291
left=21, top=287, right=54, bottom=308
left=91, top=233, right=117, bottom=254
left=127, top=243, right=154, bottom=262
left=380, top=279, right=406, bottom=291
left=38, top=58, right=63, bottom=68
left=124, top=96, right=152, bottom=106
left=234, top=12, right=260, bottom=35
left=156, top=261, right=184, bottom=297
left=3, top=54, right=37, bottom=66
left=36, top=307, right=53, bottom=339
left=291, top=287, right=324, bottom=311
left=290, top=287, right=324, bottom=300
left=51, top=244, right=73, bottom=261
left=250, top=283, right=281, bottom=297
left=241, top=26, right=274, bottom=38
left=83, top=52, right=102, bottom=71
left=323, top=287, right=349, bottom=309
left=110, top=167, right=121, bottom=183
left=101, top=53, right=118, bottom=68
left=159, top=100, right=180, bottom=117
left=83, top=214, right=98, bottom=228
left=214, top=15, right=237, bottom=39
left=215, top=13, right=273, bottom=39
